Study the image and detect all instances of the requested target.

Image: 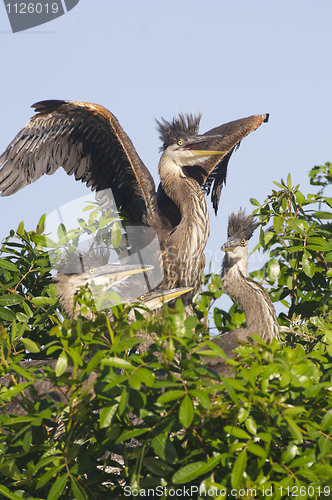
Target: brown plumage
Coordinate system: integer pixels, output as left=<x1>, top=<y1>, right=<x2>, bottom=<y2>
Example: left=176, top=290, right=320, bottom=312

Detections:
left=54, top=246, right=192, bottom=319
left=207, top=211, right=280, bottom=374
left=0, top=101, right=268, bottom=300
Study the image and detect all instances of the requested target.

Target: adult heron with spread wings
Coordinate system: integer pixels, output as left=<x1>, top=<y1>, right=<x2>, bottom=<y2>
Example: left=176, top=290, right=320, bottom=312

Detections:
left=0, top=101, right=268, bottom=302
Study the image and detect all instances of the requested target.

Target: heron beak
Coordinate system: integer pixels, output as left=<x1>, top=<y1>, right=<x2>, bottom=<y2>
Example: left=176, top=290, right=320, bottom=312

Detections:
left=91, top=263, right=154, bottom=283
left=190, top=150, right=227, bottom=157
left=220, top=243, right=234, bottom=252
left=180, top=133, right=228, bottom=157
left=102, top=267, right=151, bottom=280
left=143, top=286, right=193, bottom=309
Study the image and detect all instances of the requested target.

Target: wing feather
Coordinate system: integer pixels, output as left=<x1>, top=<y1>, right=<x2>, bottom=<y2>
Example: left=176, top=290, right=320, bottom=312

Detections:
left=203, top=114, right=269, bottom=214
left=0, top=100, right=158, bottom=224
left=188, top=114, right=268, bottom=214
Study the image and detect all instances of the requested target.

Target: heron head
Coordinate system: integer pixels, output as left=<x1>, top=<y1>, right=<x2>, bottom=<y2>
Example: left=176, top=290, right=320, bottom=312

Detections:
left=85, top=263, right=151, bottom=286
left=156, top=113, right=228, bottom=170
left=221, top=211, right=257, bottom=275
left=162, top=134, right=228, bottom=168
left=221, top=236, right=248, bottom=261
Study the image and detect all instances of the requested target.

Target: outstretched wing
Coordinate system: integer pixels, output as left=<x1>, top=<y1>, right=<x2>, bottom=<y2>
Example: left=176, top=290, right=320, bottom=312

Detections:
left=0, top=100, right=158, bottom=224
left=191, top=114, right=269, bottom=214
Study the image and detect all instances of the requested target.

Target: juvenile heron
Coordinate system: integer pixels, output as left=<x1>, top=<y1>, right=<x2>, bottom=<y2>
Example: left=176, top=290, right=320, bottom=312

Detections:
left=54, top=247, right=191, bottom=318
left=207, top=211, right=280, bottom=373
left=0, top=101, right=268, bottom=301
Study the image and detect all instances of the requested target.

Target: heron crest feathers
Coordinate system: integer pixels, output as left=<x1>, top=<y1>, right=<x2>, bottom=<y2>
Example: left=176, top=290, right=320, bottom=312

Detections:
left=156, top=113, right=202, bottom=151
left=227, top=210, right=256, bottom=241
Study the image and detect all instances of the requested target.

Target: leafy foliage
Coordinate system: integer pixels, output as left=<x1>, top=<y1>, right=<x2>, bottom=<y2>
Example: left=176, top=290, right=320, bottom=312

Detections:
left=0, top=164, right=332, bottom=499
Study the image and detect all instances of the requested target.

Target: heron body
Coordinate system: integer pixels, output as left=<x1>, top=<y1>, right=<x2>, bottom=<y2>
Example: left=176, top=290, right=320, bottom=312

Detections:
left=55, top=259, right=154, bottom=317
left=0, top=101, right=268, bottom=300
left=54, top=247, right=192, bottom=319
left=207, top=211, right=280, bottom=373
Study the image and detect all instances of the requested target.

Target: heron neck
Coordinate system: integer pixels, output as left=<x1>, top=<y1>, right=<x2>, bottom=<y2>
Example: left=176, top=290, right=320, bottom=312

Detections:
left=222, top=249, right=248, bottom=277
left=159, top=157, right=206, bottom=217
left=221, top=263, right=279, bottom=342
left=159, top=157, right=209, bottom=289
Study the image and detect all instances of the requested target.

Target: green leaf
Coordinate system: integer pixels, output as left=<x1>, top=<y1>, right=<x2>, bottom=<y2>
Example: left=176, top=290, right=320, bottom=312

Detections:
left=2, top=382, right=31, bottom=400
left=267, top=258, right=280, bottom=281
left=222, top=377, right=246, bottom=392
left=302, top=250, right=315, bottom=278
left=31, top=296, right=55, bottom=305
left=245, top=417, right=257, bottom=435
left=189, top=389, right=210, bottom=409
left=173, top=457, right=221, bottom=483
left=101, top=357, right=135, bottom=370
left=57, top=223, right=67, bottom=239
left=167, top=337, right=175, bottom=361
left=0, top=295, right=24, bottom=306
left=17, top=221, right=25, bottom=234
left=70, top=476, right=87, bottom=500
left=100, top=404, right=119, bottom=429
left=224, top=425, right=250, bottom=440
left=287, top=173, right=292, bottom=190
left=321, top=409, right=332, bottom=431
left=285, top=416, right=303, bottom=441
left=128, top=370, right=142, bottom=390
left=32, top=234, right=57, bottom=247
left=100, top=403, right=119, bottom=429
left=0, top=306, right=16, bottom=321
left=204, top=339, right=227, bottom=360
left=136, top=367, right=155, bottom=387
left=264, top=231, right=274, bottom=245
left=287, top=218, right=308, bottom=235
left=151, top=433, right=177, bottom=464
left=221, top=378, right=239, bottom=405
left=47, top=473, right=68, bottom=500
left=0, top=485, right=28, bottom=500
left=16, top=312, right=29, bottom=323
left=119, top=387, right=129, bottom=415
left=231, top=449, right=247, bottom=488
left=88, top=208, right=98, bottom=226
left=157, top=390, right=185, bottom=404
left=250, top=198, right=260, bottom=207
left=77, top=218, right=87, bottom=229
left=0, top=259, right=18, bottom=272
left=247, top=442, right=266, bottom=457
left=313, top=211, right=332, bottom=219
left=294, top=190, right=305, bottom=205
left=0, top=459, right=21, bottom=481
left=83, top=204, right=97, bottom=212
left=56, top=351, right=68, bottom=377
left=111, top=221, right=122, bottom=248
left=87, top=350, right=106, bottom=374
left=21, top=338, right=40, bottom=353
left=36, top=464, right=65, bottom=490
left=273, top=216, right=283, bottom=233
left=179, top=394, right=194, bottom=428
left=273, top=180, right=285, bottom=189
left=143, top=457, right=174, bottom=477
left=115, top=427, right=149, bottom=445
left=282, top=443, right=298, bottom=464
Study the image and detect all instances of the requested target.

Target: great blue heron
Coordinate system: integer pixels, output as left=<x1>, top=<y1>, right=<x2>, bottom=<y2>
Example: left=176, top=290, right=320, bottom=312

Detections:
left=54, top=246, right=192, bottom=319
left=0, top=100, right=268, bottom=302
left=206, top=211, right=280, bottom=373
left=0, top=282, right=193, bottom=417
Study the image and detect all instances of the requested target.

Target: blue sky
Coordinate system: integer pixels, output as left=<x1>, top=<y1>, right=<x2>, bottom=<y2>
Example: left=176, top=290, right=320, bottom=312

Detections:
left=1, top=1, right=331, bottom=319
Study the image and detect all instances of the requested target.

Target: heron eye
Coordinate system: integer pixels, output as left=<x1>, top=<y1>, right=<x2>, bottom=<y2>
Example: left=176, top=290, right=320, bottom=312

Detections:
left=140, top=295, right=145, bottom=300
left=178, top=140, right=183, bottom=146
left=241, top=239, right=246, bottom=245
left=89, top=269, right=95, bottom=274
